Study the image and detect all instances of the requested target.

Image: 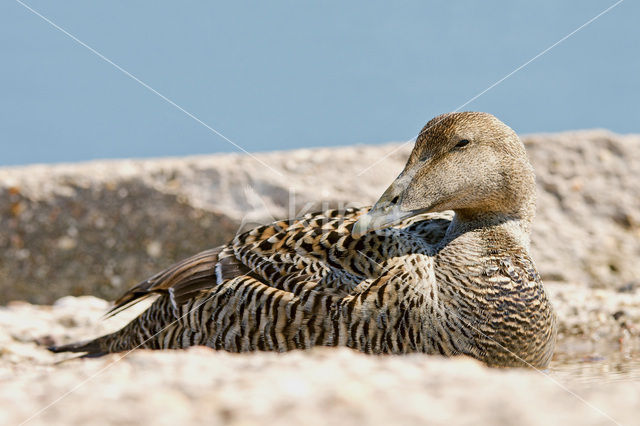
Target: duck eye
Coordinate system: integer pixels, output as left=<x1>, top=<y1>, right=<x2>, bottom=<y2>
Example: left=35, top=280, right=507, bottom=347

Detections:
left=455, top=139, right=470, bottom=149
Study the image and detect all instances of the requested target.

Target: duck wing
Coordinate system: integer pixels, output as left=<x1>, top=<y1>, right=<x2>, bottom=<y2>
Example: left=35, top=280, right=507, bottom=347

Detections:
left=105, top=207, right=368, bottom=318
left=51, top=207, right=452, bottom=355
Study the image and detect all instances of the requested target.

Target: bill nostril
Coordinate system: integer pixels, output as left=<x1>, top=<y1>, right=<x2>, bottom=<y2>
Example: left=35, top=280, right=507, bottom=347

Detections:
left=390, top=195, right=400, bottom=204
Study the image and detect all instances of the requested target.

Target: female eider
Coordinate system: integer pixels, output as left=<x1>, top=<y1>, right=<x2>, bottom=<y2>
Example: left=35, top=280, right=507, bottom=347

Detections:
left=51, top=112, right=557, bottom=368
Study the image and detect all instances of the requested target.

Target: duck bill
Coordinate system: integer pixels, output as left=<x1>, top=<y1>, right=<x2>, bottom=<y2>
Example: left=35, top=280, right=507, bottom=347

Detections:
left=352, top=176, right=418, bottom=238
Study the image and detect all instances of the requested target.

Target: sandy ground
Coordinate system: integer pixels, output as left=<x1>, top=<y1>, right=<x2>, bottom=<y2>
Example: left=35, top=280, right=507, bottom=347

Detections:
left=0, top=282, right=638, bottom=426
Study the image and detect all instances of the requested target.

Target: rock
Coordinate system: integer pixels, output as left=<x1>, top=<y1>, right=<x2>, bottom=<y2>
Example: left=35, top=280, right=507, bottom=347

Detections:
left=524, top=130, right=640, bottom=289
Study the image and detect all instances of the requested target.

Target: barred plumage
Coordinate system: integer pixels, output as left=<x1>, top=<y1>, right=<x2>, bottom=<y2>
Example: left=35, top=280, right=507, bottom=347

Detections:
left=51, top=112, right=557, bottom=368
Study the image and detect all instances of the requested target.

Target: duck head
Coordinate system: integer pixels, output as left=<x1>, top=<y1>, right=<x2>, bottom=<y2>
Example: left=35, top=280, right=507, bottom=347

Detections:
left=353, top=112, right=536, bottom=238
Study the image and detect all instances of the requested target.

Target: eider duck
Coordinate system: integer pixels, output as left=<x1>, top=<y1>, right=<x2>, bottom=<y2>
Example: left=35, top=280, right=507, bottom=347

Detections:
left=51, top=112, right=557, bottom=368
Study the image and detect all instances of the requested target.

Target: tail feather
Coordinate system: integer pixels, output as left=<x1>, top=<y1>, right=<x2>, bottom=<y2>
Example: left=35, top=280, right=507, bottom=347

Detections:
left=49, top=248, right=227, bottom=357
left=48, top=294, right=180, bottom=356
left=48, top=338, right=106, bottom=358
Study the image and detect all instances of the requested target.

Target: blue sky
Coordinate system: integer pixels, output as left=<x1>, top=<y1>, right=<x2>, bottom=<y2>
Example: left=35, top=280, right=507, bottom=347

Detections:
left=1, top=1, right=638, bottom=165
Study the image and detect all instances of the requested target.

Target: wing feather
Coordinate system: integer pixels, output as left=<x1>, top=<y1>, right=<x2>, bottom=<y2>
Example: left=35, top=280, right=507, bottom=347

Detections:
left=106, top=247, right=223, bottom=317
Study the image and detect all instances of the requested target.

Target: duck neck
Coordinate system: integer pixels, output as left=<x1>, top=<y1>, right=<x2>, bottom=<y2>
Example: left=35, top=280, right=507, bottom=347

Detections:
left=445, top=207, right=533, bottom=251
